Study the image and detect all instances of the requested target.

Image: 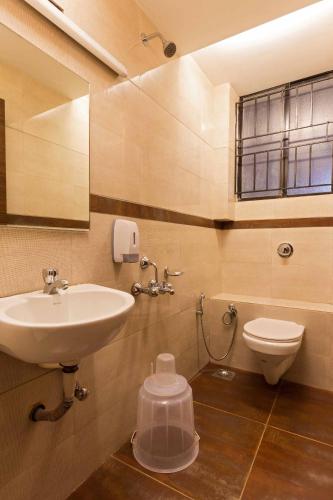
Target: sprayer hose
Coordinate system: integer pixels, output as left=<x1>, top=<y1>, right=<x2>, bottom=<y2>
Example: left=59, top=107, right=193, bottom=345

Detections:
left=199, top=309, right=238, bottom=362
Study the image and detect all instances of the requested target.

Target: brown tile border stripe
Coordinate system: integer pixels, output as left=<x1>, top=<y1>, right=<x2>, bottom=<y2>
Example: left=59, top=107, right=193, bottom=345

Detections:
left=90, top=193, right=222, bottom=228
left=218, top=217, right=333, bottom=230
left=2, top=213, right=89, bottom=230
left=91, top=194, right=333, bottom=230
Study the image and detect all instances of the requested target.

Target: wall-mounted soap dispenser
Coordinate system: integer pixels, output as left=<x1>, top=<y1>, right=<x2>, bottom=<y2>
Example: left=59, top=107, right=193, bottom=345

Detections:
left=112, top=219, right=139, bottom=263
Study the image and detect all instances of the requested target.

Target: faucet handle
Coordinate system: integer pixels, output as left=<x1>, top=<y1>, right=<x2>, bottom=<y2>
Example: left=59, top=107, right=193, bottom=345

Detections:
left=164, top=267, right=183, bottom=279
left=42, top=268, right=58, bottom=284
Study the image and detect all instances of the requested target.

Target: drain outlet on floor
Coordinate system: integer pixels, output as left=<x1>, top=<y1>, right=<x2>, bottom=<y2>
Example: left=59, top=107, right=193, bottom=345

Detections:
left=212, top=369, right=236, bottom=381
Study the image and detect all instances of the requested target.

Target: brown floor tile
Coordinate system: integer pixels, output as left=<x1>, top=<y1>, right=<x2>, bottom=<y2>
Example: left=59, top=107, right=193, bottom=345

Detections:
left=115, top=402, right=264, bottom=500
left=68, top=457, right=185, bottom=500
left=269, top=380, right=333, bottom=445
left=242, top=427, right=333, bottom=500
left=190, top=364, right=278, bottom=423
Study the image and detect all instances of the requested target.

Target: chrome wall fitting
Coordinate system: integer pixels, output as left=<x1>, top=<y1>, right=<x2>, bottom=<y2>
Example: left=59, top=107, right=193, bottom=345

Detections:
left=158, top=281, right=175, bottom=295
left=74, top=381, right=89, bottom=401
left=159, top=266, right=183, bottom=295
left=131, top=257, right=183, bottom=297
left=42, top=268, right=69, bottom=295
left=131, top=281, right=160, bottom=297
left=140, top=256, right=159, bottom=282
left=212, top=368, right=236, bottom=381
left=164, top=267, right=183, bottom=279
left=277, top=243, right=294, bottom=258
left=197, top=294, right=238, bottom=362
left=222, top=304, right=237, bottom=325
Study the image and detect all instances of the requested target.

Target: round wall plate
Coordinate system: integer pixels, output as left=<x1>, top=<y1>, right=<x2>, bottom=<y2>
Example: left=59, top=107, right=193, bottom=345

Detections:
left=277, top=242, right=294, bottom=258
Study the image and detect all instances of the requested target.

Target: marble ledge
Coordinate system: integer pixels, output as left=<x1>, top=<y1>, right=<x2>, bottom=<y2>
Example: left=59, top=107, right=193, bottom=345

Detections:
left=212, top=292, right=333, bottom=313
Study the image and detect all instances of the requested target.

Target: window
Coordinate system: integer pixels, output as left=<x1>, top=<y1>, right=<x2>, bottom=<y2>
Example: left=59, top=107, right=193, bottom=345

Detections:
left=235, top=72, right=333, bottom=200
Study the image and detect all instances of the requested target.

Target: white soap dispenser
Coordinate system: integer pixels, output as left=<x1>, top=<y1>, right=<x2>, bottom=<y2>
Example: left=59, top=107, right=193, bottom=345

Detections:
left=112, top=219, right=140, bottom=263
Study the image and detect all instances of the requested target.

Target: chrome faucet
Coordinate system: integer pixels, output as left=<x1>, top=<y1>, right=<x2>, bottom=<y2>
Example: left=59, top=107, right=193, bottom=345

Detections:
left=131, top=281, right=160, bottom=297
left=42, top=268, right=69, bottom=295
left=158, top=281, right=175, bottom=295
left=131, top=257, right=182, bottom=297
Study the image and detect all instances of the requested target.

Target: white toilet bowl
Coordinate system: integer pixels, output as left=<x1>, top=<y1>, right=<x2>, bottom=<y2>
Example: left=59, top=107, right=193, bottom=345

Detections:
left=243, top=318, right=304, bottom=385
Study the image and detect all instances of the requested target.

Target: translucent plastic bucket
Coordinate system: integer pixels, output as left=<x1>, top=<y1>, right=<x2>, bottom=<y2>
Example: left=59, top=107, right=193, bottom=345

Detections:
left=132, top=353, right=199, bottom=473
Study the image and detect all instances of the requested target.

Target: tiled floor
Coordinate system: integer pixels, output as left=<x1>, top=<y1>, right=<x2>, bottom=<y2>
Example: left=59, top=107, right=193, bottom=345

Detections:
left=69, top=364, right=333, bottom=500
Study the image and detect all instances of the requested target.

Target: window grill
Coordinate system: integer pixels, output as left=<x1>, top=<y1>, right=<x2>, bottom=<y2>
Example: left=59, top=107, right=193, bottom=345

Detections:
left=235, top=72, right=333, bottom=200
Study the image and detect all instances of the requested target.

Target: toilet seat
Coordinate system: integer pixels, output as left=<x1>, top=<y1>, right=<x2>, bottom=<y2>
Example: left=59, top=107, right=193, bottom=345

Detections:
left=244, top=318, right=304, bottom=343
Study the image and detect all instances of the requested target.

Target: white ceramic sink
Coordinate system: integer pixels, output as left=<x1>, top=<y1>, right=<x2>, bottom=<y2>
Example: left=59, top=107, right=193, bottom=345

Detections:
left=0, top=284, right=134, bottom=364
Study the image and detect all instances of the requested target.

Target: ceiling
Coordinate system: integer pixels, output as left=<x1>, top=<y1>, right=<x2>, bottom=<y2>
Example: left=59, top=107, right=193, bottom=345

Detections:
left=191, top=0, right=333, bottom=95
left=135, top=0, right=319, bottom=55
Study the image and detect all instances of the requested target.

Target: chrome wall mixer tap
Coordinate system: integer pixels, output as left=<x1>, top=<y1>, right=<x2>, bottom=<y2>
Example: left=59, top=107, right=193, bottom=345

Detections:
left=131, top=256, right=183, bottom=297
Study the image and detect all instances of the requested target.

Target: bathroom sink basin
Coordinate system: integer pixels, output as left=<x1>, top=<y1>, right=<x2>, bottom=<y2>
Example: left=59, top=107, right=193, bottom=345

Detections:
left=0, top=284, right=134, bottom=364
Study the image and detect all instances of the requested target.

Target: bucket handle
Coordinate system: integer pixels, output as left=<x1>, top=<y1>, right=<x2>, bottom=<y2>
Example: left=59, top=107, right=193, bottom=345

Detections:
left=131, top=430, right=137, bottom=445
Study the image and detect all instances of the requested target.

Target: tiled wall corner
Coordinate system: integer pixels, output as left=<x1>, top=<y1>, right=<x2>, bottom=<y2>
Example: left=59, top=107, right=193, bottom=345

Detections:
left=207, top=298, right=333, bottom=391
left=220, top=227, right=333, bottom=304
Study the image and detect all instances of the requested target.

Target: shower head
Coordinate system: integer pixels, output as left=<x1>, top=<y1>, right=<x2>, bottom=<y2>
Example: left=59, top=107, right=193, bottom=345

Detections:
left=162, top=39, right=177, bottom=58
left=141, top=32, right=177, bottom=58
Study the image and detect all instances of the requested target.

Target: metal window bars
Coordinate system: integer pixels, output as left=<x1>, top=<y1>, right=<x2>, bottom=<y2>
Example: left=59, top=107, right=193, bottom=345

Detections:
left=235, top=72, right=333, bottom=200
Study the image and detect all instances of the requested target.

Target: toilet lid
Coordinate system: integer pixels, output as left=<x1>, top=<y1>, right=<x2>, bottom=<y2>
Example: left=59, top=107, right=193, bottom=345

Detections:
left=244, top=318, right=304, bottom=342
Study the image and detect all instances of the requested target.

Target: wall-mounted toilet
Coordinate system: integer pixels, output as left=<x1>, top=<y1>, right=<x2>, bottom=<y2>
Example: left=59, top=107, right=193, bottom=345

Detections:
left=243, top=318, right=304, bottom=385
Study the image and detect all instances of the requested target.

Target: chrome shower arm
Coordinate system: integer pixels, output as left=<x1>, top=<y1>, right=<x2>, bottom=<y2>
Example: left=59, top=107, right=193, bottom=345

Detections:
left=141, top=32, right=163, bottom=43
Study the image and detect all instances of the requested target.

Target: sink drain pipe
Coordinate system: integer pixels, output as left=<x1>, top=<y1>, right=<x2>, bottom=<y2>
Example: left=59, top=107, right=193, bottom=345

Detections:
left=30, top=364, right=89, bottom=422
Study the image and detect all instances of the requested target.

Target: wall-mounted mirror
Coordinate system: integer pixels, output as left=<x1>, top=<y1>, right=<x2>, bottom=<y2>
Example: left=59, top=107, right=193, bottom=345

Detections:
left=0, top=23, right=90, bottom=229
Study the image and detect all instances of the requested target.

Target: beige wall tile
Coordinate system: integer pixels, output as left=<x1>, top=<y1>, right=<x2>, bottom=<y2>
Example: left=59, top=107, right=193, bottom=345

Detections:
left=0, top=370, right=73, bottom=488
left=286, top=353, right=331, bottom=390
left=270, top=227, right=333, bottom=302
left=71, top=386, right=138, bottom=490
left=0, top=226, right=72, bottom=297
left=2, top=57, right=89, bottom=221
left=63, top=0, right=166, bottom=79
left=222, top=262, right=272, bottom=297
left=133, top=55, right=215, bottom=144
left=221, top=227, right=333, bottom=304
left=221, top=229, right=272, bottom=264
left=271, top=227, right=333, bottom=268
left=7, top=132, right=89, bottom=220
left=234, top=192, right=333, bottom=220
left=0, top=436, right=76, bottom=500
left=234, top=199, right=276, bottom=220
left=23, top=95, right=89, bottom=155
left=271, top=263, right=332, bottom=303
left=0, top=353, right=46, bottom=395
left=212, top=83, right=238, bottom=149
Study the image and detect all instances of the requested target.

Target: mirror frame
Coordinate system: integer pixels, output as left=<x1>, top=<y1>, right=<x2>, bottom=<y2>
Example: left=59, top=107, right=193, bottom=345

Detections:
left=0, top=98, right=6, bottom=225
